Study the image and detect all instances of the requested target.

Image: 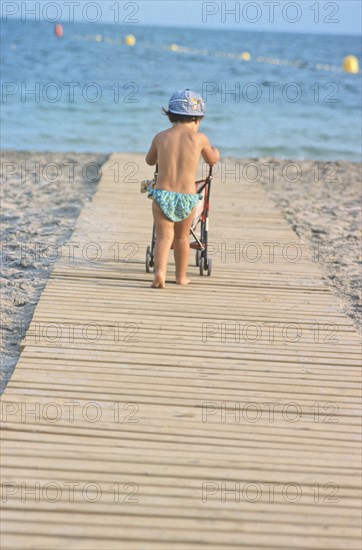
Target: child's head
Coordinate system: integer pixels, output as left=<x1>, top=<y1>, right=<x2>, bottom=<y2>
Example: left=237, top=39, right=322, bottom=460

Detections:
left=163, top=88, right=205, bottom=124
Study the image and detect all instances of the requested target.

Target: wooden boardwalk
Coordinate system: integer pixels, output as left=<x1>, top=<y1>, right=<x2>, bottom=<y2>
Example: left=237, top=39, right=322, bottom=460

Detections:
left=1, top=153, right=361, bottom=549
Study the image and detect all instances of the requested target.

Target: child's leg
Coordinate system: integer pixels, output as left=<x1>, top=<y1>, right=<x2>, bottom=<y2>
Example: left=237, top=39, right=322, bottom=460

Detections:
left=173, top=209, right=195, bottom=285
left=152, top=201, right=174, bottom=288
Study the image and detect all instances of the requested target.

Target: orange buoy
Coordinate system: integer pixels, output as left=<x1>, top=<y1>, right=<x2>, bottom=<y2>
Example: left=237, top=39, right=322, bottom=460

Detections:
left=54, top=24, right=63, bottom=38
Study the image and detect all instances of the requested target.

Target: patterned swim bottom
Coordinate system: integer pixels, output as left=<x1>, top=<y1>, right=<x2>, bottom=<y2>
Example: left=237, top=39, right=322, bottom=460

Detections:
left=148, top=186, right=202, bottom=222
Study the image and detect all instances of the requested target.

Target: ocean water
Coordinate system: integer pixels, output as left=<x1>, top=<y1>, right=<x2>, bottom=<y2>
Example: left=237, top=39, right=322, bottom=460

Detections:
left=1, top=19, right=361, bottom=160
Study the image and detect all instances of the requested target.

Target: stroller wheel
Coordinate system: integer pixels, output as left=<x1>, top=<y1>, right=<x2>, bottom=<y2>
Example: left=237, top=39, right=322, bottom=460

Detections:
left=207, top=259, right=212, bottom=276
left=199, top=260, right=204, bottom=276
left=195, top=249, right=200, bottom=267
left=146, top=246, right=151, bottom=273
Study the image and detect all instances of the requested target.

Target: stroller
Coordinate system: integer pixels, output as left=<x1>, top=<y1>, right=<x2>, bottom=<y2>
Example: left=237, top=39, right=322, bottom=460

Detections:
left=144, top=165, right=213, bottom=276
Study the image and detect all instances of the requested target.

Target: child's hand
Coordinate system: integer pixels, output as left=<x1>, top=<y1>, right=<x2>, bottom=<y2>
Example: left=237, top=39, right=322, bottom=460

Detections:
left=210, top=147, right=220, bottom=165
left=201, top=136, right=220, bottom=166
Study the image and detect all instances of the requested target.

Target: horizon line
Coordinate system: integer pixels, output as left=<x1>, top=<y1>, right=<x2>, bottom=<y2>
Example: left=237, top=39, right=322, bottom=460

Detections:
left=4, top=17, right=362, bottom=38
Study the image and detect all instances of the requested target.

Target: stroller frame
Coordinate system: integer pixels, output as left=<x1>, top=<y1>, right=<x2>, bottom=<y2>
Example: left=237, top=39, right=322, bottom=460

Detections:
left=145, top=165, right=213, bottom=276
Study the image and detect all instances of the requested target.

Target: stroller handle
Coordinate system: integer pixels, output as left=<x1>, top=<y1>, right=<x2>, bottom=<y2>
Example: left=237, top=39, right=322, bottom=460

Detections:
left=196, top=165, right=213, bottom=185
left=196, top=165, right=213, bottom=194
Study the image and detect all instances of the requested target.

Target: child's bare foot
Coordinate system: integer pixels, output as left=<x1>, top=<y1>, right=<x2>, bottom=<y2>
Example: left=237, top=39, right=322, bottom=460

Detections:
left=151, top=274, right=166, bottom=288
left=176, top=277, right=191, bottom=286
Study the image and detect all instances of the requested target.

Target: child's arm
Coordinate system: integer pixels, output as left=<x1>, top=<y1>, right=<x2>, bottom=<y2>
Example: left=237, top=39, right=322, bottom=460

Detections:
left=200, top=134, right=220, bottom=166
left=146, top=137, right=158, bottom=166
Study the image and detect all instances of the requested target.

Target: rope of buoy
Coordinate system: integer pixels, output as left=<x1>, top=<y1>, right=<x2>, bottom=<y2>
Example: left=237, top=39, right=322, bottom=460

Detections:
left=66, top=32, right=361, bottom=74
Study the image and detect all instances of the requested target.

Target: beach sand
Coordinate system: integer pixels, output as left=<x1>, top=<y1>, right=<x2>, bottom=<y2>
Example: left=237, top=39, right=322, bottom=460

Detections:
left=1, top=151, right=360, bottom=393
left=0, top=151, right=109, bottom=392
left=253, top=157, right=361, bottom=331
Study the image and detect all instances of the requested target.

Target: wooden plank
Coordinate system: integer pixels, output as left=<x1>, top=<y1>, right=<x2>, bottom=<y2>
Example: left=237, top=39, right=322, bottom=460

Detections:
left=1, top=152, right=361, bottom=550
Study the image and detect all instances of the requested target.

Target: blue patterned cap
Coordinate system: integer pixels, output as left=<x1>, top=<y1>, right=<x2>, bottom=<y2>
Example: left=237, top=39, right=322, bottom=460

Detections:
left=168, top=89, right=205, bottom=117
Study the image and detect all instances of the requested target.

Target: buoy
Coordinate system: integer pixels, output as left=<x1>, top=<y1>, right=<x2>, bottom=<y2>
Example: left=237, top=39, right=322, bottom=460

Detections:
left=240, top=52, right=250, bottom=61
left=54, top=24, right=63, bottom=38
left=124, top=34, right=136, bottom=46
left=343, top=55, right=359, bottom=74
left=95, top=34, right=102, bottom=42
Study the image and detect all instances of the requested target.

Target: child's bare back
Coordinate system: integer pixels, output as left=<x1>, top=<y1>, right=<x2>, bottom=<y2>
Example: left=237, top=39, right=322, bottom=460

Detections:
left=146, top=125, right=218, bottom=194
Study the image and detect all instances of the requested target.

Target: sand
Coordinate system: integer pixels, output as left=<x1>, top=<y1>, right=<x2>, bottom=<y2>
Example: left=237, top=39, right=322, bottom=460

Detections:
left=252, top=157, right=361, bottom=331
left=1, top=151, right=360, bottom=393
left=0, top=151, right=109, bottom=392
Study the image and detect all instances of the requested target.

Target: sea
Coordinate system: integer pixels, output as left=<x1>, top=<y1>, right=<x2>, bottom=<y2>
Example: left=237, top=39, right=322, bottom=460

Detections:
left=1, top=18, right=361, bottom=160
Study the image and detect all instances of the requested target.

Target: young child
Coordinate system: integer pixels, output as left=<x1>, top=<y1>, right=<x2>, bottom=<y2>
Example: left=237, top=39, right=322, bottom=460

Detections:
left=145, top=88, right=220, bottom=288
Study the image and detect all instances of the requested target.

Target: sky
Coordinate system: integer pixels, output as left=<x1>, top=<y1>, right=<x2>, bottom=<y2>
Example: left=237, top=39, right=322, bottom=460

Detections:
left=3, top=0, right=362, bottom=35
